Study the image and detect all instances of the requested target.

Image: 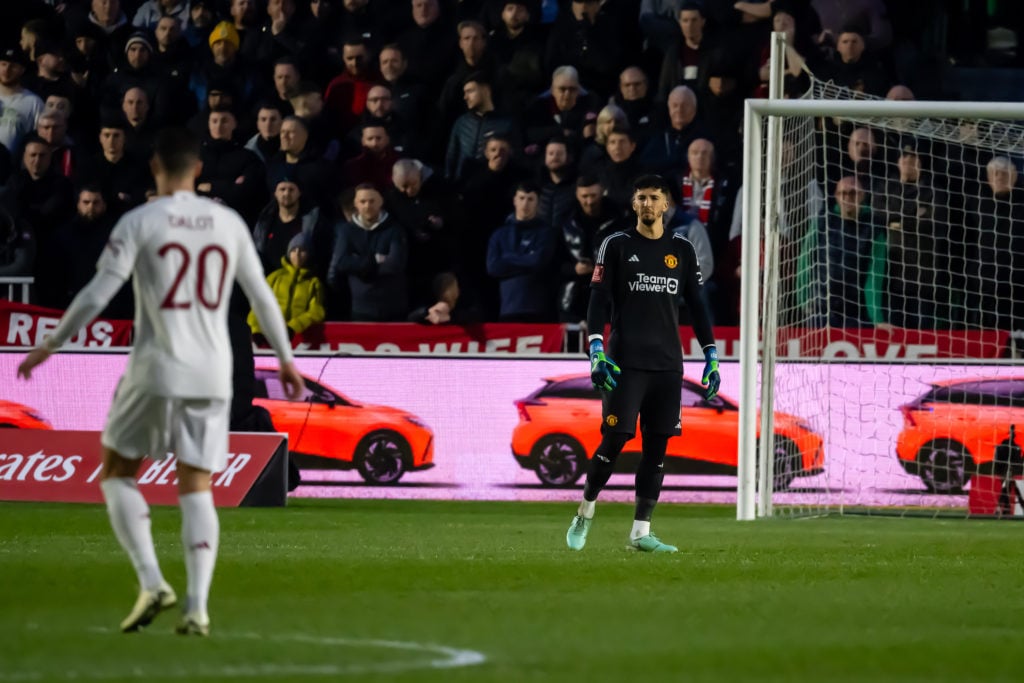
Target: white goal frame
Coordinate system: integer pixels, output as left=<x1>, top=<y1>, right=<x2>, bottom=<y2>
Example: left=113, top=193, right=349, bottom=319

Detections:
left=737, top=96, right=1024, bottom=521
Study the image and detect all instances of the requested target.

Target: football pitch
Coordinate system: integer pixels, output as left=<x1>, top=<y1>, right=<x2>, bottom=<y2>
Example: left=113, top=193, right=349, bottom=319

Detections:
left=1, top=500, right=1021, bottom=683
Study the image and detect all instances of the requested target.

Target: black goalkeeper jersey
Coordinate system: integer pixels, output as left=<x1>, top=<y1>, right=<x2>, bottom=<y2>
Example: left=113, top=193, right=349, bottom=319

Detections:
left=590, top=227, right=714, bottom=371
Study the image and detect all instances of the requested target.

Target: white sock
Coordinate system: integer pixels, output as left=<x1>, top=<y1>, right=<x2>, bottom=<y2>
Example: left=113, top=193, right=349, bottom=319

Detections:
left=100, top=478, right=164, bottom=591
left=179, top=491, right=219, bottom=620
left=578, top=499, right=596, bottom=519
left=630, top=520, right=651, bottom=540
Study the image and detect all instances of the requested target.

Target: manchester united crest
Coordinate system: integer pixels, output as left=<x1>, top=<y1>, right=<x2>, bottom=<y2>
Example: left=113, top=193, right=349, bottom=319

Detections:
left=605, top=415, right=618, bottom=427
left=664, top=254, right=678, bottom=269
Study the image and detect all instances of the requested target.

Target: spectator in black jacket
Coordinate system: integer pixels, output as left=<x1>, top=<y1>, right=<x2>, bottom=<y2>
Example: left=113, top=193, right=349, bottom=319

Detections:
left=253, top=177, right=333, bottom=279
left=356, top=84, right=418, bottom=157
left=388, top=158, right=455, bottom=311
left=49, top=184, right=132, bottom=318
left=873, top=141, right=948, bottom=329
left=153, top=14, right=191, bottom=69
left=438, top=20, right=497, bottom=133
left=0, top=205, right=34, bottom=279
left=102, top=29, right=190, bottom=125
left=656, top=2, right=713, bottom=101
left=486, top=181, right=558, bottom=322
left=245, top=101, right=284, bottom=162
left=611, top=66, right=655, bottom=136
left=522, top=65, right=600, bottom=155
left=197, top=108, right=266, bottom=223
left=1, top=134, right=74, bottom=306
left=456, top=134, right=528, bottom=315
left=76, top=114, right=150, bottom=217
left=328, top=183, right=409, bottom=321
left=488, top=1, right=546, bottom=116
left=544, top=0, right=621, bottom=99
left=818, top=24, right=888, bottom=96
left=536, top=136, right=576, bottom=234
left=240, top=0, right=311, bottom=72
left=121, top=86, right=158, bottom=160
left=378, top=43, right=431, bottom=138
left=444, top=72, right=517, bottom=182
left=558, top=174, right=623, bottom=321
left=964, top=157, right=1024, bottom=332
left=264, top=115, right=337, bottom=209
left=640, top=85, right=710, bottom=174
left=587, top=126, right=645, bottom=209
left=397, top=0, right=458, bottom=99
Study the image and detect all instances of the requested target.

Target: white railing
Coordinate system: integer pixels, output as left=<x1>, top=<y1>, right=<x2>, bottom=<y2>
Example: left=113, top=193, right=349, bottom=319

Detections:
left=0, top=277, right=32, bottom=304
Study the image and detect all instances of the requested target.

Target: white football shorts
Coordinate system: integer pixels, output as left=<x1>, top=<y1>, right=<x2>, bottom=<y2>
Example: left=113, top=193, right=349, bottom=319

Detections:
left=101, top=380, right=230, bottom=473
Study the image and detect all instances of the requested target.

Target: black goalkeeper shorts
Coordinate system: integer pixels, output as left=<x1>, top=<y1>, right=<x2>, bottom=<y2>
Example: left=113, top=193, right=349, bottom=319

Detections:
left=600, top=369, right=682, bottom=437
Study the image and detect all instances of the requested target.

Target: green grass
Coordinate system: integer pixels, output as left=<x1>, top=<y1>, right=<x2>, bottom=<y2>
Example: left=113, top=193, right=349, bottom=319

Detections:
left=1, top=500, right=1022, bottom=683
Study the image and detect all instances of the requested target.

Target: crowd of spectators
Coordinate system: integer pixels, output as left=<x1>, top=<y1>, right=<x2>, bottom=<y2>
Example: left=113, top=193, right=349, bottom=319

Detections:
left=0, top=0, right=1020, bottom=333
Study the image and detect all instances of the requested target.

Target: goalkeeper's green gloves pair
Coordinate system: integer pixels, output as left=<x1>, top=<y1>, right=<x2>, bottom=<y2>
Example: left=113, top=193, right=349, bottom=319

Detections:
left=589, top=339, right=721, bottom=400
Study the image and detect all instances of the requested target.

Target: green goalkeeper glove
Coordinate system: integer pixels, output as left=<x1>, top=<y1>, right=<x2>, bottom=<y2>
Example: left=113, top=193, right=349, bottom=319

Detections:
left=589, top=339, right=621, bottom=392
left=702, top=346, right=721, bottom=400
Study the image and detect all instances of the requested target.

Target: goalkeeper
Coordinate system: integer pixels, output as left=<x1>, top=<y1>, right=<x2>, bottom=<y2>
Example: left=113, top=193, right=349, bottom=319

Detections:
left=567, top=174, right=719, bottom=553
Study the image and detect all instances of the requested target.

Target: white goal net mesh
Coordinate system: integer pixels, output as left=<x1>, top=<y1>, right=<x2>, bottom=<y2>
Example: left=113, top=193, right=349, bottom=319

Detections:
left=752, top=77, right=1024, bottom=518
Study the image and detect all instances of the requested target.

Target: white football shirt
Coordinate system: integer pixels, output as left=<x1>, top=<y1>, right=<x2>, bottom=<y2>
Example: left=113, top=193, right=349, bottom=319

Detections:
left=97, top=191, right=291, bottom=399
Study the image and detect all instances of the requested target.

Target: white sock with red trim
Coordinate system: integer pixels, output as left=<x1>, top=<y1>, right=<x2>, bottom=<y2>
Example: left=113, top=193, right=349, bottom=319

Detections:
left=179, top=491, right=219, bottom=620
left=100, top=477, right=164, bottom=591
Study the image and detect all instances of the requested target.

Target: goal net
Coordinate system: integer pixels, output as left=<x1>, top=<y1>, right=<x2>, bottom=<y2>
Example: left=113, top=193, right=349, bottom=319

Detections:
left=738, top=77, right=1024, bottom=519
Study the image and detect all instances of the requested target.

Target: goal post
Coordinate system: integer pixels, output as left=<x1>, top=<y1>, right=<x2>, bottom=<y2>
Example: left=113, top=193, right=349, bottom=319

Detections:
left=738, top=96, right=1024, bottom=520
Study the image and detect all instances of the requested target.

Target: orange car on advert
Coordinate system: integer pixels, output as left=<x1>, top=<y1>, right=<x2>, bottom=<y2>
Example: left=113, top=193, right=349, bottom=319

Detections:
left=897, top=377, right=1024, bottom=493
left=0, top=400, right=52, bottom=430
left=252, top=368, right=434, bottom=485
left=511, top=374, right=823, bottom=489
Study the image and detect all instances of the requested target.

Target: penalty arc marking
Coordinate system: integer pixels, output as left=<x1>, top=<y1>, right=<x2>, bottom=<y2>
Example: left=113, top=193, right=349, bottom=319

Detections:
left=0, top=630, right=488, bottom=681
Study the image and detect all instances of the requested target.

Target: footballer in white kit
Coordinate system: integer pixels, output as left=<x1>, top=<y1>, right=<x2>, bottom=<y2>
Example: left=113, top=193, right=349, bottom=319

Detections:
left=99, top=190, right=278, bottom=473
left=18, top=127, right=304, bottom=637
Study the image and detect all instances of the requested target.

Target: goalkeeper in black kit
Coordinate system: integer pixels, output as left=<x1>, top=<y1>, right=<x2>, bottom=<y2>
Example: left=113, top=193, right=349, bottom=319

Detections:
left=566, top=175, right=720, bottom=553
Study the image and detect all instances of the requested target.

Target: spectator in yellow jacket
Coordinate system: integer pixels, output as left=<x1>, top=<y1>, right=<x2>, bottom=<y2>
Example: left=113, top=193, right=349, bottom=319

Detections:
left=249, top=233, right=326, bottom=341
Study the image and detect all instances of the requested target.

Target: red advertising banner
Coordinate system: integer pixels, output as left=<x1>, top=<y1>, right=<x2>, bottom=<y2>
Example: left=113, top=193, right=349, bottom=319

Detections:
left=293, top=322, right=566, bottom=354
left=0, top=430, right=289, bottom=506
left=0, top=301, right=132, bottom=348
left=679, top=327, right=1010, bottom=360
left=0, top=300, right=1010, bottom=358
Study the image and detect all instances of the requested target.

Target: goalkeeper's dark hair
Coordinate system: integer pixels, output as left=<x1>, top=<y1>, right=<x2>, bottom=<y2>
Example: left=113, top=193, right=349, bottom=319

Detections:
left=153, top=127, right=200, bottom=176
left=631, top=174, right=672, bottom=198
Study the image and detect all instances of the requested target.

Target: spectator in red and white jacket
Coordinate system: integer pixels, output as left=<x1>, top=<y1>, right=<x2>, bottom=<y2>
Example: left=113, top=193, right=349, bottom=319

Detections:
left=679, top=137, right=735, bottom=271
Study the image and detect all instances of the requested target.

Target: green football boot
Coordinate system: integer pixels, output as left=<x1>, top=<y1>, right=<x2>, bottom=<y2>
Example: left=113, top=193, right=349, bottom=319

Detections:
left=566, top=515, right=592, bottom=550
left=628, top=534, right=678, bottom=553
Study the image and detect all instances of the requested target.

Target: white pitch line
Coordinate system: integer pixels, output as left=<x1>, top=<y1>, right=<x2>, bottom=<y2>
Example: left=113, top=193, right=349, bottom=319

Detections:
left=1, top=630, right=487, bottom=680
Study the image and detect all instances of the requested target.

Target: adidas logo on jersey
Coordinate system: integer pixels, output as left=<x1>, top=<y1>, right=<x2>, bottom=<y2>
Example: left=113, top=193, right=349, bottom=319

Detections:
left=628, top=254, right=640, bottom=262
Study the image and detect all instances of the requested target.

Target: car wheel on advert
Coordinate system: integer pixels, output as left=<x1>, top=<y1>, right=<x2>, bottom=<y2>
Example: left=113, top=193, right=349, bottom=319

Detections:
left=532, top=435, right=586, bottom=487
left=771, top=437, right=800, bottom=491
left=916, top=439, right=971, bottom=494
left=355, top=430, right=409, bottom=485
left=755, top=437, right=799, bottom=491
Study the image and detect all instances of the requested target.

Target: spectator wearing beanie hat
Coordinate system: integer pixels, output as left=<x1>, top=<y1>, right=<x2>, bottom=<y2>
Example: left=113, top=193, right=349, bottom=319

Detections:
left=101, top=30, right=166, bottom=116
left=189, top=19, right=259, bottom=112
left=249, top=232, right=326, bottom=342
